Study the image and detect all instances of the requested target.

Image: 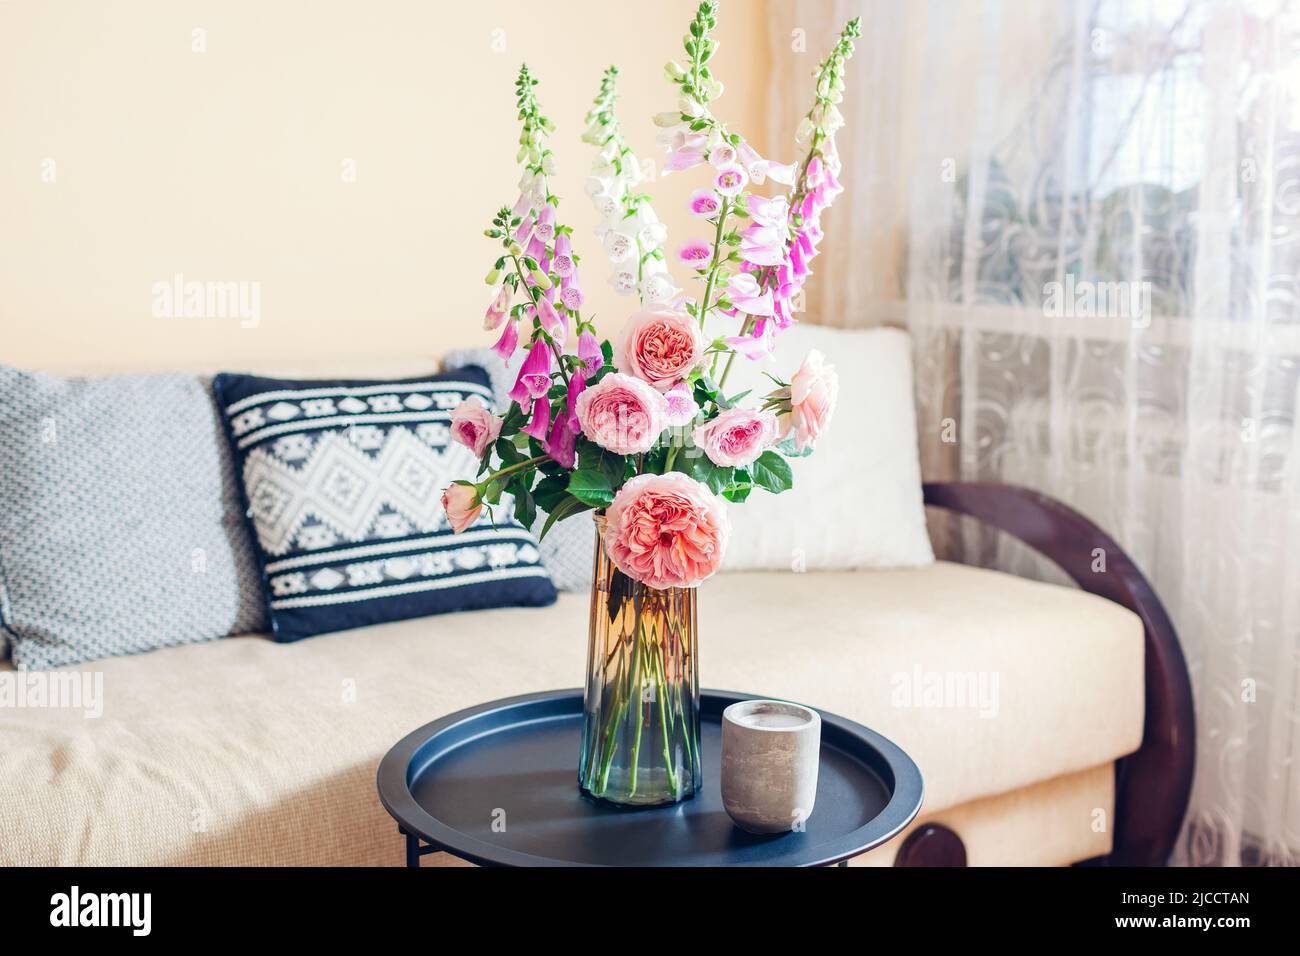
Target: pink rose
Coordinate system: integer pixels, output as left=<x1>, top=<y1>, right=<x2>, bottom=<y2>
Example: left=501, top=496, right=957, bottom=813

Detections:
left=574, top=372, right=668, bottom=455
left=604, top=473, right=731, bottom=589
left=441, top=483, right=482, bottom=534
left=614, top=307, right=706, bottom=391
left=781, top=349, right=839, bottom=452
left=693, top=407, right=779, bottom=468
left=449, top=396, right=502, bottom=458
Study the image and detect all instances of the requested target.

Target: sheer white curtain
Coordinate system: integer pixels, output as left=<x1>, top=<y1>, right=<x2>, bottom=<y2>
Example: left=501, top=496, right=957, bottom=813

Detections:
left=770, top=0, right=1300, bottom=865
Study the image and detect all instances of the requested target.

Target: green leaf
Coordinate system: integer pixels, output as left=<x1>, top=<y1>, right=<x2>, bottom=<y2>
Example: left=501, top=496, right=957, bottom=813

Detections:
left=510, top=476, right=536, bottom=530
left=722, top=483, right=751, bottom=503
left=532, top=473, right=570, bottom=513
left=579, top=441, right=627, bottom=487
left=750, top=450, right=794, bottom=494
left=693, top=375, right=720, bottom=409
left=686, top=449, right=712, bottom=481
left=606, top=567, right=630, bottom=622
left=501, top=401, right=529, bottom=434
left=721, top=388, right=751, bottom=409
left=495, top=438, right=524, bottom=467
left=566, top=468, right=615, bottom=508
left=686, top=452, right=733, bottom=495
left=775, top=435, right=814, bottom=458
left=538, top=494, right=593, bottom=541
left=576, top=441, right=604, bottom=472
left=600, top=340, right=614, bottom=365
left=641, top=444, right=669, bottom=476
left=705, top=466, right=733, bottom=495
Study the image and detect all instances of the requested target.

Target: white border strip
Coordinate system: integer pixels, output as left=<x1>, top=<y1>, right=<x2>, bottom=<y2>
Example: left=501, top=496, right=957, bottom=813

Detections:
left=263, top=529, right=538, bottom=573
left=269, top=566, right=552, bottom=609
left=224, top=379, right=491, bottom=415
left=237, top=411, right=456, bottom=449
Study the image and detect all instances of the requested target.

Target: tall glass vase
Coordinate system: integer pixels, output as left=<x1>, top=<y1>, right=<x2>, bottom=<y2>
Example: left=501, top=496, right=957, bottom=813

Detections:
left=579, top=515, right=701, bottom=807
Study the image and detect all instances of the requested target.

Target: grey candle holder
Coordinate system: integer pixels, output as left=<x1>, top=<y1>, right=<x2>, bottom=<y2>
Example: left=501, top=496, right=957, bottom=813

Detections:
left=720, top=699, right=822, bottom=834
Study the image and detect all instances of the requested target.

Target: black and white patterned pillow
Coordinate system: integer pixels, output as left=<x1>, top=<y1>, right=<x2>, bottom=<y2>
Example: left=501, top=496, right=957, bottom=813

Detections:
left=212, top=368, right=556, bottom=642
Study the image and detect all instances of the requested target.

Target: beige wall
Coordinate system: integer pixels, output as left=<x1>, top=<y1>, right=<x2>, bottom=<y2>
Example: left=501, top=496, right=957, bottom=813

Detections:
left=0, top=0, right=770, bottom=372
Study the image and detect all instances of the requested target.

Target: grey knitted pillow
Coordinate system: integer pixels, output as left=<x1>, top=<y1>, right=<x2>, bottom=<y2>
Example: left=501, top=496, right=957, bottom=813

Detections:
left=0, top=366, right=267, bottom=669
left=441, top=347, right=594, bottom=592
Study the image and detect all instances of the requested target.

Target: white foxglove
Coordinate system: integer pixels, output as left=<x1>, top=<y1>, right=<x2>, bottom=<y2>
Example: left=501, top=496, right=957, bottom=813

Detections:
left=627, top=206, right=667, bottom=250
left=641, top=270, right=680, bottom=305
left=593, top=193, right=621, bottom=221
left=609, top=269, right=638, bottom=296
left=604, top=230, right=636, bottom=263
left=584, top=66, right=679, bottom=308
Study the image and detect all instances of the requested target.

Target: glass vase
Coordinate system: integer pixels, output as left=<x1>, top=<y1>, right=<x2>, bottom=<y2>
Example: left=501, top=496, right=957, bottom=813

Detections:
left=579, top=514, right=701, bottom=807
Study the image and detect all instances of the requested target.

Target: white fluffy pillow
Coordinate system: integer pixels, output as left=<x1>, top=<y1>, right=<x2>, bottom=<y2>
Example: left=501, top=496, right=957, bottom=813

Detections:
left=715, top=324, right=934, bottom=572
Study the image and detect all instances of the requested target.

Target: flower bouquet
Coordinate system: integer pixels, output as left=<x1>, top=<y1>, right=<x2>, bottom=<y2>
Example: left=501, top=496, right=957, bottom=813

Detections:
left=443, top=1, right=859, bottom=807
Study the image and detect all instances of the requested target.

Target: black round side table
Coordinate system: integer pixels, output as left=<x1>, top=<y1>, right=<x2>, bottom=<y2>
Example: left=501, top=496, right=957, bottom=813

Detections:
left=377, top=688, right=924, bottom=867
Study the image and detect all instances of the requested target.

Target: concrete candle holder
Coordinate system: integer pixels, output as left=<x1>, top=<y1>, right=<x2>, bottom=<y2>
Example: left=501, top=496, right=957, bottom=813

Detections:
left=720, top=699, right=822, bottom=834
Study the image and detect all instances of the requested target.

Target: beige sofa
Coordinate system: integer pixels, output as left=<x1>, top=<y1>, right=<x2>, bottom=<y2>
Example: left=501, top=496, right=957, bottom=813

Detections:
left=0, top=560, right=1144, bottom=866
left=1, top=356, right=1192, bottom=867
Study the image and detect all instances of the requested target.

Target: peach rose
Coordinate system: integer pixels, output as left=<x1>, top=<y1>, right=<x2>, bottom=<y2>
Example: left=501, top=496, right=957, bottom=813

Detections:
left=614, top=307, right=706, bottom=391
left=449, top=396, right=502, bottom=458
left=781, top=349, right=839, bottom=453
left=604, top=473, right=731, bottom=589
left=441, top=483, right=482, bottom=534
left=574, top=372, right=668, bottom=455
left=693, top=407, right=779, bottom=468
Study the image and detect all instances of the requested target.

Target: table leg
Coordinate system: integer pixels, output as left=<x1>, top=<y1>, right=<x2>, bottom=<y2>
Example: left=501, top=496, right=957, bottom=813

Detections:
left=402, top=828, right=421, bottom=868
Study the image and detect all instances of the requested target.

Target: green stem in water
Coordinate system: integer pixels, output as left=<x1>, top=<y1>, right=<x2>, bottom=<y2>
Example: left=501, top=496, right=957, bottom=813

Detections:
left=649, top=621, right=679, bottom=798
left=665, top=623, right=696, bottom=770
left=627, top=627, right=645, bottom=796
left=657, top=680, right=679, bottom=799
left=595, top=650, right=626, bottom=794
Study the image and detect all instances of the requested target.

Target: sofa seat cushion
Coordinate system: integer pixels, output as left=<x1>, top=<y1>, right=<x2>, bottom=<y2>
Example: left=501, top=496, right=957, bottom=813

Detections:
left=854, top=763, right=1117, bottom=866
left=0, top=563, right=1143, bottom=865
